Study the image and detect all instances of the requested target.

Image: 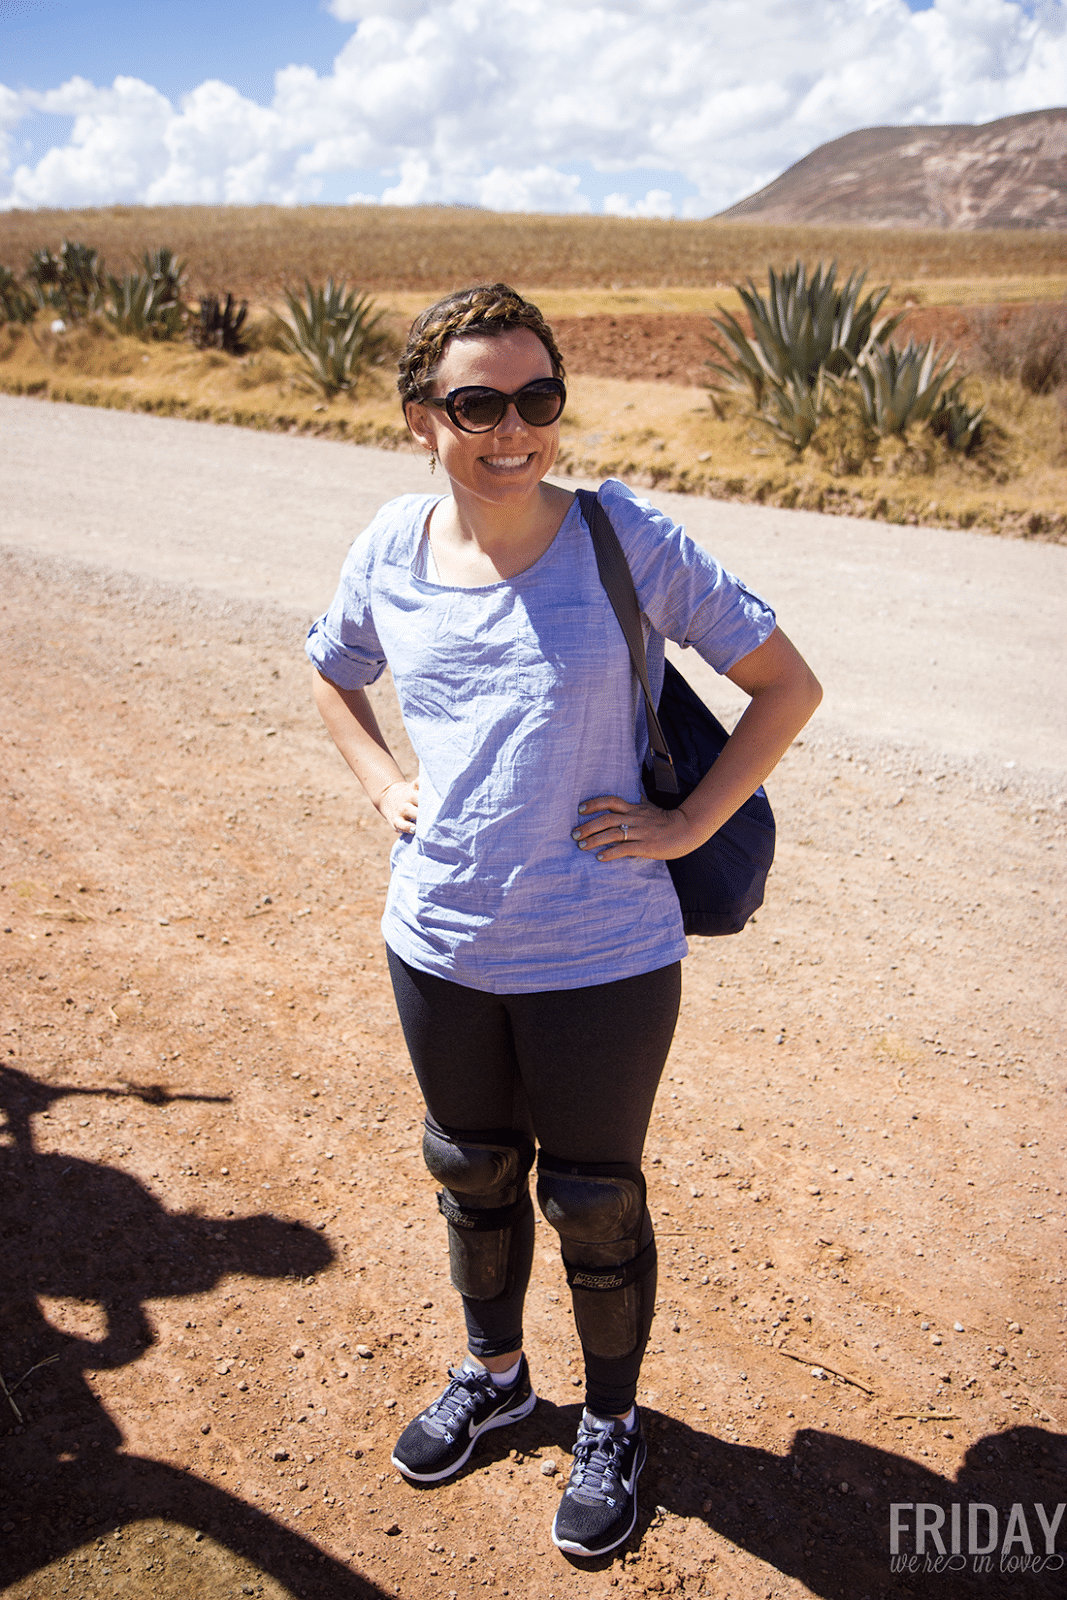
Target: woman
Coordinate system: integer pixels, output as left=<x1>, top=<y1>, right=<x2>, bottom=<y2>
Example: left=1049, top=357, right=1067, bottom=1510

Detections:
left=307, top=283, right=821, bottom=1559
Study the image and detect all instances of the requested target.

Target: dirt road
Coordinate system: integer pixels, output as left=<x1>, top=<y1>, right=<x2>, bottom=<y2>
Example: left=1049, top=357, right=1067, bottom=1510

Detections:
left=1, top=397, right=1065, bottom=1600
left=3, top=395, right=1066, bottom=775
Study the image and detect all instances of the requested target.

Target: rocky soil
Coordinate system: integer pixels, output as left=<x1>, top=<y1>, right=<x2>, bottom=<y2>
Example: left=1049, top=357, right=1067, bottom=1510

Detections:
left=1, top=545, right=1065, bottom=1600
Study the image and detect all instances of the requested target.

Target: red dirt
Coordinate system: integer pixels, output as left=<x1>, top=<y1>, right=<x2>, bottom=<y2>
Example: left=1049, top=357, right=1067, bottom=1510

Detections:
left=2, top=548, right=1065, bottom=1600
left=554, top=314, right=716, bottom=386
left=553, top=303, right=1054, bottom=386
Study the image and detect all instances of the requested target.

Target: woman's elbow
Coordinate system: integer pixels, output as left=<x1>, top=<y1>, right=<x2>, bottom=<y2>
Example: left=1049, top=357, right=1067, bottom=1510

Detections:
left=803, top=664, right=823, bottom=716
left=782, top=660, right=822, bottom=735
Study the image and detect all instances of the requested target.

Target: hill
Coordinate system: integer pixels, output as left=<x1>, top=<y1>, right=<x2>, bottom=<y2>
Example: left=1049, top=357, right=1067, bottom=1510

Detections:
left=716, top=107, right=1067, bottom=230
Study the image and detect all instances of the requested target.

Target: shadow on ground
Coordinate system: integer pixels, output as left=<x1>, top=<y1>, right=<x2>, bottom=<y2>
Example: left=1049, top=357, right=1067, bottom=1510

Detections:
left=0, top=1064, right=388, bottom=1598
left=3, top=1060, right=1064, bottom=1598
left=412, top=1334, right=1066, bottom=1597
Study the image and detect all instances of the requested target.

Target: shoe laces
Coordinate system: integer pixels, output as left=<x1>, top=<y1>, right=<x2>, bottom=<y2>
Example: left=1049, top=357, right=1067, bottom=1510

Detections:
left=567, top=1417, right=626, bottom=1501
left=425, top=1365, right=496, bottom=1439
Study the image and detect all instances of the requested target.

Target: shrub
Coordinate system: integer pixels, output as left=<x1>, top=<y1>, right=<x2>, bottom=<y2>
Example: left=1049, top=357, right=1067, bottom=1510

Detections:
left=141, top=246, right=186, bottom=305
left=929, top=379, right=987, bottom=455
left=709, top=258, right=986, bottom=458
left=708, top=260, right=904, bottom=405
left=275, top=279, right=389, bottom=399
left=855, top=339, right=957, bottom=437
left=190, top=293, right=249, bottom=356
left=970, top=301, right=1067, bottom=395
left=0, top=264, right=35, bottom=324
left=25, top=240, right=104, bottom=320
left=758, top=369, right=838, bottom=452
left=105, top=271, right=185, bottom=340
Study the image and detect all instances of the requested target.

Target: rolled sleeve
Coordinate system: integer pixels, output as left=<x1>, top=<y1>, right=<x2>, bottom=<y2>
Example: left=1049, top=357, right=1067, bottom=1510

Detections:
left=305, top=530, right=388, bottom=690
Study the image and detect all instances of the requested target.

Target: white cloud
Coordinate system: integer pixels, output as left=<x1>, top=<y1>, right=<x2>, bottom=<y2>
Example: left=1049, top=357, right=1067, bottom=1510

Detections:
left=6, top=76, right=173, bottom=207
left=376, top=161, right=591, bottom=211
left=2, top=0, right=1065, bottom=213
left=328, top=0, right=427, bottom=16
left=604, top=188, right=674, bottom=219
left=474, top=167, right=591, bottom=213
left=148, top=80, right=296, bottom=205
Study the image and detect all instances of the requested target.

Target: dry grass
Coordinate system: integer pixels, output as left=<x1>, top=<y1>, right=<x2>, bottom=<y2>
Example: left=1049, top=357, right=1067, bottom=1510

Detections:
left=2, top=315, right=1063, bottom=543
left=0, top=318, right=410, bottom=450
left=1, top=204, right=1065, bottom=302
left=557, top=373, right=1067, bottom=542
left=404, top=279, right=1067, bottom=321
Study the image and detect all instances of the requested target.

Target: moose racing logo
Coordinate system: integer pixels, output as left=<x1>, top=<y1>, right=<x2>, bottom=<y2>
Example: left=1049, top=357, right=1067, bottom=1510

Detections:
left=889, top=1502, right=1065, bottom=1577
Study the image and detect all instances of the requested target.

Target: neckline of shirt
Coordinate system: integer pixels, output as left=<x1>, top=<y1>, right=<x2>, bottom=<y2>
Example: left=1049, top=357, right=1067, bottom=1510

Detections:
left=410, top=492, right=583, bottom=593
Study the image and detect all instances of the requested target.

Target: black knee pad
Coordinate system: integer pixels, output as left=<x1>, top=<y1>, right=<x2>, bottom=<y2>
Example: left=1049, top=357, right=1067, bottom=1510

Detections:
left=536, top=1154, right=657, bottom=1361
left=422, top=1122, right=534, bottom=1206
left=423, top=1122, right=534, bottom=1302
left=536, top=1157, right=646, bottom=1247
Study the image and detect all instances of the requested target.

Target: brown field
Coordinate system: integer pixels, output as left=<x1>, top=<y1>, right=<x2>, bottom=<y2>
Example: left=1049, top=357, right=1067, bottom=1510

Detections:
left=2, top=205, right=1065, bottom=543
left=2, top=204, right=1066, bottom=301
left=2, top=529, right=1065, bottom=1600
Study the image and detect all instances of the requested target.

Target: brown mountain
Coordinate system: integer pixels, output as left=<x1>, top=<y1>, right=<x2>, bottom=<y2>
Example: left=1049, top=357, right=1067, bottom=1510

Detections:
left=716, top=107, right=1067, bottom=230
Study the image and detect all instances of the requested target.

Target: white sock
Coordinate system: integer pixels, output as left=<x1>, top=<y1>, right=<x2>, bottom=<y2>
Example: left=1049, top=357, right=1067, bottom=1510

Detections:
left=488, top=1356, right=522, bottom=1388
left=584, top=1404, right=637, bottom=1433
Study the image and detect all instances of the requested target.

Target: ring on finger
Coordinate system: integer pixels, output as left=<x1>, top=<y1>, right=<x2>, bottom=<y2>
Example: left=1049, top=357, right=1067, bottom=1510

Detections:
left=620, top=822, right=628, bottom=840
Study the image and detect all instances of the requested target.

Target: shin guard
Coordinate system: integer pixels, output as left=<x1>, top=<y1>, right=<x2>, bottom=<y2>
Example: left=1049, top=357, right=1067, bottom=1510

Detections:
left=536, top=1155, right=657, bottom=1362
left=423, top=1122, right=535, bottom=1303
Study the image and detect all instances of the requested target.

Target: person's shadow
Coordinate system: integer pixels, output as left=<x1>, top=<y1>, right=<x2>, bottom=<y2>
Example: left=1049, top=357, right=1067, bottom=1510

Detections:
left=6, top=1061, right=1064, bottom=1597
left=517, top=1388, right=1066, bottom=1595
left=0, top=1063, right=389, bottom=1598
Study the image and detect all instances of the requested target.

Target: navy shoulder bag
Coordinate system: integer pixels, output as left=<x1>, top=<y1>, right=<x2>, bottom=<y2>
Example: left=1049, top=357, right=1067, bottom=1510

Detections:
left=577, top=487, right=776, bottom=936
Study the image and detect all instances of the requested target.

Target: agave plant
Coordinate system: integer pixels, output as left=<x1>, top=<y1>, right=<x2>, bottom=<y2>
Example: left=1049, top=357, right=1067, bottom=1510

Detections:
left=190, top=293, right=249, bottom=355
left=929, top=379, right=987, bottom=455
left=0, top=264, right=35, bottom=324
left=854, top=338, right=957, bottom=438
left=141, top=246, right=186, bottom=304
left=276, top=279, right=388, bottom=398
left=757, top=368, right=839, bottom=452
left=709, top=260, right=904, bottom=407
left=25, top=240, right=105, bottom=319
left=105, top=271, right=185, bottom=340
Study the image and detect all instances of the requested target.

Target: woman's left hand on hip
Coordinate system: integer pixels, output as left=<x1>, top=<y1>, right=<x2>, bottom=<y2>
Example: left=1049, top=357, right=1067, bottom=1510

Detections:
left=571, top=794, right=697, bottom=862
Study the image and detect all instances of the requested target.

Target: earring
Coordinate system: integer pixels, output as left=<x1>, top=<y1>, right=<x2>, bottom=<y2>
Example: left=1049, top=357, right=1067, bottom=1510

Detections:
left=428, top=451, right=436, bottom=474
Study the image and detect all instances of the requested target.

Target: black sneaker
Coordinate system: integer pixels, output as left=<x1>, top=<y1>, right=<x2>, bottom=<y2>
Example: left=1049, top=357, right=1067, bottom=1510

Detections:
left=551, top=1409, right=647, bottom=1557
left=391, top=1356, right=536, bottom=1483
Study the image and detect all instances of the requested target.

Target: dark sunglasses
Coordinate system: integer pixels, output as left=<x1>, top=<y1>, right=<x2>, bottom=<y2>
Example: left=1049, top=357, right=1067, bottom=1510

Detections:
left=424, top=377, right=566, bottom=433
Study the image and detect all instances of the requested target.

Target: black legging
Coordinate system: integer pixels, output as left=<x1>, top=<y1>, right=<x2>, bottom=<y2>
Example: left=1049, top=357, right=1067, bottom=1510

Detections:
left=387, top=947, right=681, bottom=1414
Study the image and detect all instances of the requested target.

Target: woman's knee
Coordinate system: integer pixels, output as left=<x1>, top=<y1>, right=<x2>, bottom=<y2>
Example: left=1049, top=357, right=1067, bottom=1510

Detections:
left=535, top=1152, right=656, bottom=1363
left=422, top=1119, right=535, bottom=1206
left=535, top=1153, right=648, bottom=1249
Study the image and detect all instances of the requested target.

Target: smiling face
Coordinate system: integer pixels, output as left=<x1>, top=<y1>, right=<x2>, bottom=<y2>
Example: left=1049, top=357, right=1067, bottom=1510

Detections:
left=405, top=327, right=562, bottom=510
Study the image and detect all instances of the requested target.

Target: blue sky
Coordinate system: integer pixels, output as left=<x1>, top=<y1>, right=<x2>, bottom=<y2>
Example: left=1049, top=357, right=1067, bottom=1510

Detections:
left=1, top=0, right=1063, bottom=215
left=1, top=1, right=349, bottom=107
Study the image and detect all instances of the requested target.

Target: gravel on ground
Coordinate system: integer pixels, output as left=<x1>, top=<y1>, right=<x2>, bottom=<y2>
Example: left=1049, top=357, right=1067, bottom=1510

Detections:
left=1, top=404, right=1065, bottom=1600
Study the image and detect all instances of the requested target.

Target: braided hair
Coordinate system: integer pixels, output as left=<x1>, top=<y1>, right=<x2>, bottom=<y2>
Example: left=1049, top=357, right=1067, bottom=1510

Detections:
left=397, top=282, right=565, bottom=413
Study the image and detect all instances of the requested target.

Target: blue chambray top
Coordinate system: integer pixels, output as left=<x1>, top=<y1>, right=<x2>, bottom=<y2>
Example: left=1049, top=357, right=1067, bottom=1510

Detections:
left=306, top=479, right=776, bottom=993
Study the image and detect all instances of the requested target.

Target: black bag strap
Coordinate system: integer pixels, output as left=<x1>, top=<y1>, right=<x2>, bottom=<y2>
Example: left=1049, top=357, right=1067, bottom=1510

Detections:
left=576, top=488, right=679, bottom=796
